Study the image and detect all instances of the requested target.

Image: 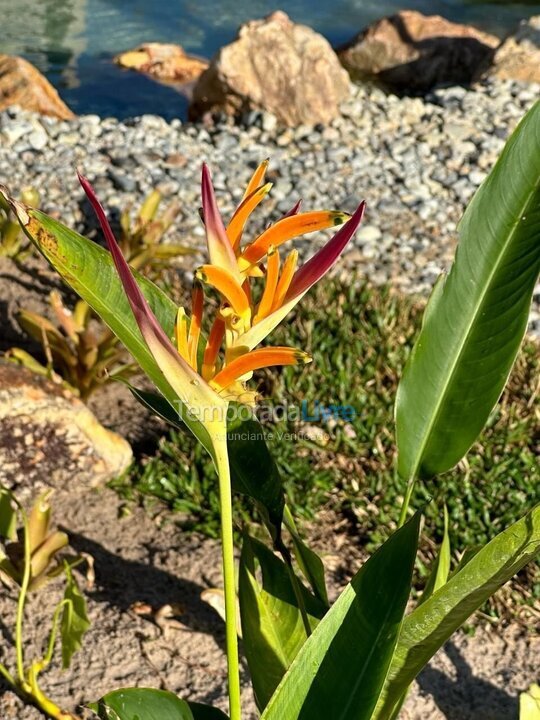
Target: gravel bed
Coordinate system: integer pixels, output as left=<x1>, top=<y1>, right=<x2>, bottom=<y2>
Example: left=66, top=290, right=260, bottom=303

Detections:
left=1, top=77, right=539, bottom=331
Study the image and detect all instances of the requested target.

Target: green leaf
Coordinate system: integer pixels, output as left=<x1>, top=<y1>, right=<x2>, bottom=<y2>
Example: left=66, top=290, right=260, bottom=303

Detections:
left=88, top=688, right=194, bottom=720
left=128, top=387, right=285, bottom=542
left=420, top=504, right=451, bottom=604
left=227, top=409, right=285, bottom=543
left=188, top=702, right=229, bottom=719
left=390, top=507, right=452, bottom=718
left=374, top=503, right=540, bottom=720
left=20, top=210, right=214, bottom=455
left=396, top=100, right=540, bottom=480
left=61, top=562, right=90, bottom=668
left=284, top=507, right=328, bottom=606
left=239, top=534, right=326, bottom=711
left=261, top=513, right=421, bottom=720
left=0, top=487, right=17, bottom=541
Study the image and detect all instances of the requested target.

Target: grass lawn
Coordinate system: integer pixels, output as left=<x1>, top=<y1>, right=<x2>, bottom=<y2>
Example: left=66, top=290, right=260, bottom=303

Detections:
left=111, top=278, right=540, bottom=616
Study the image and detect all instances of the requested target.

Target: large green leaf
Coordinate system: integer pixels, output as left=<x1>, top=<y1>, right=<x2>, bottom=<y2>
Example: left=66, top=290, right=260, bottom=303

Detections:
left=88, top=688, right=194, bottom=719
left=239, top=534, right=326, bottom=711
left=374, top=503, right=540, bottom=720
left=396, top=100, right=540, bottom=480
left=19, top=209, right=214, bottom=454
left=261, top=513, right=421, bottom=720
left=227, top=411, right=285, bottom=542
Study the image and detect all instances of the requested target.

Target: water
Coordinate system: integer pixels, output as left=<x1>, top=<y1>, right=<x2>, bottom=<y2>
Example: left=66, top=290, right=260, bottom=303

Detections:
left=1, top=0, right=539, bottom=119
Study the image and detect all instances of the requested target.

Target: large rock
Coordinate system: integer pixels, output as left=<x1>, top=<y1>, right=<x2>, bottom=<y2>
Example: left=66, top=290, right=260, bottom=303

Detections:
left=0, top=363, right=132, bottom=492
left=0, top=55, right=74, bottom=120
left=337, top=11, right=499, bottom=92
left=114, top=43, right=209, bottom=84
left=491, top=16, right=540, bottom=83
left=190, top=11, right=350, bottom=126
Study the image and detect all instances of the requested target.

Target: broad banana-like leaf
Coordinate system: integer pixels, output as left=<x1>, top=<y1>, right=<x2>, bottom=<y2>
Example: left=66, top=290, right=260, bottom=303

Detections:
left=227, top=411, right=285, bottom=543
left=389, top=506, right=452, bottom=719
left=261, top=513, right=421, bottom=720
left=374, top=503, right=540, bottom=720
left=239, top=534, right=325, bottom=710
left=396, top=100, right=540, bottom=480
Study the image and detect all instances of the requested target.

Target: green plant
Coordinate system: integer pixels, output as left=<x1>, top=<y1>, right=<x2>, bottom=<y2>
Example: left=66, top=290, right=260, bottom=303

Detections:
left=116, top=282, right=538, bottom=611
left=1, top=100, right=539, bottom=720
left=0, top=487, right=90, bottom=720
left=7, top=290, right=137, bottom=400
left=119, top=188, right=195, bottom=277
left=0, top=187, right=39, bottom=259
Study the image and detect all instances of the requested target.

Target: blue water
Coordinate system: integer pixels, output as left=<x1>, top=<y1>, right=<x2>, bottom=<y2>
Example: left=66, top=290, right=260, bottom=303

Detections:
left=1, top=0, right=539, bottom=119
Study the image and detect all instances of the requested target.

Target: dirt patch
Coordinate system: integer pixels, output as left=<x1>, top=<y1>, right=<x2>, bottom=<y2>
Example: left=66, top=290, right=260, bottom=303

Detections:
left=0, top=482, right=537, bottom=720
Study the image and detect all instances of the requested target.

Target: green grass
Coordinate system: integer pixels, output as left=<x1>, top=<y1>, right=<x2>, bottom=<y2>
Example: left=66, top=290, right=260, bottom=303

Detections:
left=111, top=278, right=539, bottom=611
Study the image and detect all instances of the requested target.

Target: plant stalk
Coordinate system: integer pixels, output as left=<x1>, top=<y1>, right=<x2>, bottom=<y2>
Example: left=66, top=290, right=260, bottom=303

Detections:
left=213, top=430, right=242, bottom=720
left=13, top=500, right=32, bottom=683
left=398, top=476, right=416, bottom=528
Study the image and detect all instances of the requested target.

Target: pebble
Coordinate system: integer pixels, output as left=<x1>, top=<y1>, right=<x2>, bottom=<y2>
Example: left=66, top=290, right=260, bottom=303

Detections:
left=0, top=78, right=538, bottom=336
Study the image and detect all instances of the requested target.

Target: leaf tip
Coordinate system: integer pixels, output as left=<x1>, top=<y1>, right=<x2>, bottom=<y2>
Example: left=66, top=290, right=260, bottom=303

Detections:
left=0, top=183, right=30, bottom=226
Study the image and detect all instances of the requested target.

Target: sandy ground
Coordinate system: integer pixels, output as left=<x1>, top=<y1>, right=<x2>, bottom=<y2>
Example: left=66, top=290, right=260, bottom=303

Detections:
left=0, top=479, right=538, bottom=720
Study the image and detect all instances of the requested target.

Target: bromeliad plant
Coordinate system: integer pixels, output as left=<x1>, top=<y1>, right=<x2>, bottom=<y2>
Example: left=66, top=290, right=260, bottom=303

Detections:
left=0, top=487, right=90, bottom=720
left=6, top=290, right=137, bottom=400
left=1, top=99, right=539, bottom=720
left=118, top=188, right=195, bottom=277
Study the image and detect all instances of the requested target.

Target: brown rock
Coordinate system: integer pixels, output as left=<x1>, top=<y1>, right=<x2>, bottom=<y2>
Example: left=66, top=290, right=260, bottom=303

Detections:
left=0, top=55, right=74, bottom=120
left=190, top=10, right=350, bottom=127
left=491, top=16, right=540, bottom=83
left=0, top=363, right=132, bottom=493
left=114, top=42, right=209, bottom=84
left=337, top=10, right=499, bottom=92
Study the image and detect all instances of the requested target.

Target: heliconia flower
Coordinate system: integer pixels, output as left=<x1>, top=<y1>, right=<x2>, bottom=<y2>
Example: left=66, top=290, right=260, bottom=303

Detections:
left=78, top=172, right=227, bottom=424
left=78, top=161, right=365, bottom=411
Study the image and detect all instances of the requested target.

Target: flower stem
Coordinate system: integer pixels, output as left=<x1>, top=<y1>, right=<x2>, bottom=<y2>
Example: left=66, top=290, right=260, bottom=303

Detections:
left=213, top=431, right=242, bottom=720
left=398, top=476, right=416, bottom=527
left=12, top=498, right=32, bottom=684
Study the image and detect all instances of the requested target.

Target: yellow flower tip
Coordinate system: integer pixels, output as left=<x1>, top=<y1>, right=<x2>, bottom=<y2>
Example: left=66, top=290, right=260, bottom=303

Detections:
left=332, top=211, right=351, bottom=225
left=298, top=351, right=313, bottom=365
left=227, top=181, right=274, bottom=250
left=242, top=159, right=271, bottom=201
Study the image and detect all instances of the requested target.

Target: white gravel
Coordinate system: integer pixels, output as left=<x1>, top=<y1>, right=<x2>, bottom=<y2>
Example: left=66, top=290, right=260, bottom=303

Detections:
left=1, top=77, right=539, bottom=331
